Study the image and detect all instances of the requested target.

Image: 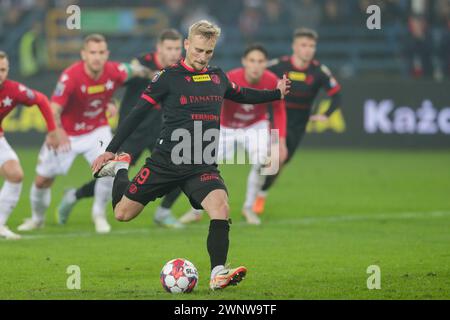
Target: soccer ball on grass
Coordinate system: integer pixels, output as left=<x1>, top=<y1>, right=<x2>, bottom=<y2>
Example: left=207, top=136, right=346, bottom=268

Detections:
left=160, top=258, right=198, bottom=293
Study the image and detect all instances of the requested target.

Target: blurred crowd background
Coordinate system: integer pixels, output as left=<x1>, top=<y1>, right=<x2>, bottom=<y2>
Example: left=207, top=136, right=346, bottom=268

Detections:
left=0, top=0, right=449, bottom=80
left=1, top=1, right=449, bottom=149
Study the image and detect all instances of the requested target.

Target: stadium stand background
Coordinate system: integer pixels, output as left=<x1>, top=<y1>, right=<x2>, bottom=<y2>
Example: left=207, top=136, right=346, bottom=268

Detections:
left=1, top=0, right=449, bottom=149
left=1, top=0, right=449, bottom=79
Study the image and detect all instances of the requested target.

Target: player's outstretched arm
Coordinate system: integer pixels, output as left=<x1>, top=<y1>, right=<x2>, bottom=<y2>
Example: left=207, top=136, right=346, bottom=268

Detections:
left=106, top=100, right=151, bottom=152
left=15, top=85, right=60, bottom=150
left=30, top=91, right=59, bottom=150
left=95, top=68, right=168, bottom=169
left=225, top=74, right=291, bottom=104
left=103, top=68, right=168, bottom=156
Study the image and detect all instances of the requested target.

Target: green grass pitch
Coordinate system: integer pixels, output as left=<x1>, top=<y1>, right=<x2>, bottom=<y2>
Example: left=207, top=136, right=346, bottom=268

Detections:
left=0, top=148, right=449, bottom=299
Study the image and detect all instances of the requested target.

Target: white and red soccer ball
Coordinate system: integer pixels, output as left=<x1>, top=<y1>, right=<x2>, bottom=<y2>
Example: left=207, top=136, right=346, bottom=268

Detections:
left=160, top=258, right=198, bottom=293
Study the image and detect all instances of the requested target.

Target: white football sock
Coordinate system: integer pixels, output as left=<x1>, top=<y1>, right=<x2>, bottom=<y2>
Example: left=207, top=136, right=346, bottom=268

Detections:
left=92, top=176, right=113, bottom=219
left=30, top=184, right=51, bottom=223
left=0, top=181, right=22, bottom=226
left=114, top=163, right=129, bottom=175
left=243, top=165, right=265, bottom=209
left=155, top=206, right=171, bottom=220
left=257, top=190, right=268, bottom=197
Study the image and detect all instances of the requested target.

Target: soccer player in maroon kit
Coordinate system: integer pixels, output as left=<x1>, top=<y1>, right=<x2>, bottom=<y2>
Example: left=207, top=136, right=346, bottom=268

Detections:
left=92, top=20, right=291, bottom=289
left=18, top=34, right=149, bottom=234
left=179, top=44, right=287, bottom=225
left=253, top=28, right=342, bottom=215
left=0, top=51, right=58, bottom=239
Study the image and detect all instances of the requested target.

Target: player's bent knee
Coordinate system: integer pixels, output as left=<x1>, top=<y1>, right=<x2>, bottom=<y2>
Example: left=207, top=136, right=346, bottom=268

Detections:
left=6, top=169, right=24, bottom=183
left=218, top=201, right=230, bottom=220
left=9, top=172, right=24, bottom=183
left=1, top=160, right=24, bottom=183
left=210, top=202, right=229, bottom=220
left=114, top=207, right=133, bottom=222
left=204, top=197, right=230, bottom=220
left=114, top=209, right=131, bottom=222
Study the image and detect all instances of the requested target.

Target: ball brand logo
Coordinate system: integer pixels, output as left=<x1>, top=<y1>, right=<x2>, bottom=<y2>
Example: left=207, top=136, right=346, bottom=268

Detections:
left=211, top=74, right=220, bottom=84
left=184, top=268, right=198, bottom=276
left=129, top=184, right=137, bottom=194
left=200, top=173, right=220, bottom=182
left=180, top=95, right=188, bottom=105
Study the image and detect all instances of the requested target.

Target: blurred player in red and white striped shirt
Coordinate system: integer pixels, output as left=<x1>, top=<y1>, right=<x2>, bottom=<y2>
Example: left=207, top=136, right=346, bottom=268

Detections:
left=179, top=44, right=287, bottom=225
left=0, top=51, right=58, bottom=239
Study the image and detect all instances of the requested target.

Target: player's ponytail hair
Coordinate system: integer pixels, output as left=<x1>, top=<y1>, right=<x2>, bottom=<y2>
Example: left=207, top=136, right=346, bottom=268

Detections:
left=188, top=20, right=221, bottom=41
left=0, top=50, right=8, bottom=60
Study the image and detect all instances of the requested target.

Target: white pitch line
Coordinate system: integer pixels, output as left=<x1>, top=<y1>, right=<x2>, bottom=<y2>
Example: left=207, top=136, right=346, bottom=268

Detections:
left=267, top=210, right=450, bottom=226
left=13, top=210, right=450, bottom=241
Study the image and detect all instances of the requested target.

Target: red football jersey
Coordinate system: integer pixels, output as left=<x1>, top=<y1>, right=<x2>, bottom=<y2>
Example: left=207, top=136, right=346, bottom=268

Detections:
left=51, top=61, right=128, bottom=136
left=221, top=68, right=286, bottom=137
left=0, top=79, right=51, bottom=133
